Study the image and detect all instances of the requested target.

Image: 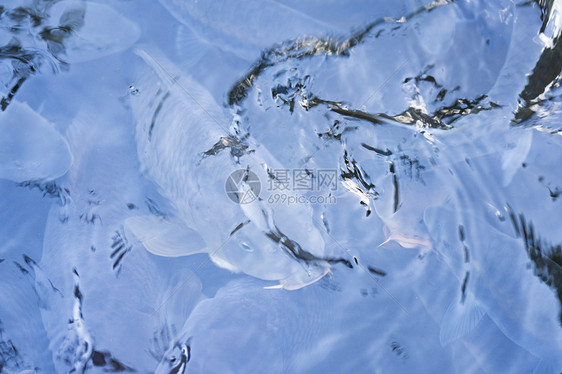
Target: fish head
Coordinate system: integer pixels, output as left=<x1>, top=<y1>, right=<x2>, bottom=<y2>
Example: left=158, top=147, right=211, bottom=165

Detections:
left=219, top=199, right=330, bottom=289
left=221, top=219, right=325, bottom=278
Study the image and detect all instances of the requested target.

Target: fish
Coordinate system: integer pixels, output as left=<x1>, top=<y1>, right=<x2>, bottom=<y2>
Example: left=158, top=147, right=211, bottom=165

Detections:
left=0, top=1, right=140, bottom=111
left=0, top=260, right=58, bottom=373
left=44, top=1, right=141, bottom=64
left=126, top=47, right=346, bottom=290
left=157, top=0, right=341, bottom=61
left=0, top=100, right=72, bottom=183
left=153, top=278, right=330, bottom=373
left=424, top=206, right=562, bottom=374
left=37, top=108, right=203, bottom=373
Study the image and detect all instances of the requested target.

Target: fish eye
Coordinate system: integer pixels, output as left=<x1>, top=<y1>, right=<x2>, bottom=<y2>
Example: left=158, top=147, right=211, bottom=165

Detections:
left=239, top=241, right=253, bottom=252
left=170, top=356, right=176, bottom=363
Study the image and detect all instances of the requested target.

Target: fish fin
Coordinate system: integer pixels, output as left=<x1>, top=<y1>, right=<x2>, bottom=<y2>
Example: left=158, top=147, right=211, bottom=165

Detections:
left=263, top=284, right=284, bottom=290
left=385, top=233, right=432, bottom=249
left=439, top=293, right=486, bottom=346
left=279, top=265, right=330, bottom=290
left=502, top=129, right=532, bottom=186
left=135, top=48, right=178, bottom=88
left=125, top=215, right=207, bottom=257
left=379, top=225, right=432, bottom=250
left=0, top=101, right=72, bottom=183
left=156, top=271, right=204, bottom=341
left=533, top=359, right=561, bottom=374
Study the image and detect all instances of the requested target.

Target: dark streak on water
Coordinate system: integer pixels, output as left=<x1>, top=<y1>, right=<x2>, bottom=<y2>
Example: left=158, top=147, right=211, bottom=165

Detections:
left=460, top=271, right=470, bottom=303
left=515, top=0, right=562, bottom=124
left=0, top=76, right=26, bottom=111
left=202, top=136, right=250, bottom=159
left=304, top=94, right=497, bottom=129
left=507, top=206, right=562, bottom=325
left=149, top=91, right=171, bottom=140
left=91, top=350, right=135, bottom=372
left=230, top=220, right=251, bottom=236
left=459, top=225, right=471, bottom=263
left=405, top=73, right=441, bottom=89
left=110, top=230, right=132, bottom=273
left=265, top=228, right=353, bottom=269
left=536, top=175, right=562, bottom=201
left=390, top=162, right=399, bottom=213
left=67, top=271, right=136, bottom=373
left=145, top=197, right=167, bottom=218
left=317, top=120, right=357, bottom=141
left=18, top=181, right=70, bottom=205
left=0, top=1, right=86, bottom=110
left=341, top=150, right=377, bottom=216
left=13, top=261, right=29, bottom=274
left=227, top=0, right=453, bottom=106
left=361, top=143, right=392, bottom=156
left=271, top=74, right=311, bottom=113
left=367, top=266, right=387, bottom=277
left=463, top=245, right=470, bottom=263
left=390, top=341, right=408, bottom=360
left=535, top=0, right=557, bottom=34
left=399, top=155, right=425, bottom=181
left=0, top=319, right=26, bottom=373
left=459, top=225, right=465, bottom=242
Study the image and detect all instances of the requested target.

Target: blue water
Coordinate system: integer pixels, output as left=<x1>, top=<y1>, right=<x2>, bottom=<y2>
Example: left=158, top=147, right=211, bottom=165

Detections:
left=1, top=0, right=562, bottom=373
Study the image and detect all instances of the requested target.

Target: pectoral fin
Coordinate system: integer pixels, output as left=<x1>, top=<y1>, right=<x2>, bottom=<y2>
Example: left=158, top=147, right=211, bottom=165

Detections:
left=125, top=215, right=207, bottom=257
left=439, top=292, right=486, bottom=346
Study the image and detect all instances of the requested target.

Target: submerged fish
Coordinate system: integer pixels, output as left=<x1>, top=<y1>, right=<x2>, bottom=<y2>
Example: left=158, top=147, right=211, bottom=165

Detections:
left=44, top=0, right=141, bottom=64
left=157, top=0, right=341, bottom=61
left=127, top=48, right=347, bottom=290
left=424, top=206, right=562, bottom=374
left=154, top=278, right=333, bottom=374
left=0, top=260, right=57, bottom=373
left=38, top=109, right=203, bottom=373
left=0, top=100, right=72, bottom=183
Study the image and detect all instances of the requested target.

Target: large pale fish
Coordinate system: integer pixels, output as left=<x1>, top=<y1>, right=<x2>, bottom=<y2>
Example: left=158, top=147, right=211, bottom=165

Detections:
left=0, top=0, right=140, bottom=106
left=39, top=109, right=205, bottom=373
left=126, top=48, right=347, bottom=290
left=221, top=0, right=533, bottom=254
left=153, top=255, right=529, bottom=373
left=0, top=260, right=58, bottom=373
left=424, top=206, right=562, bottom=374
left=44, top=0, right=141, bottom=64
left=157, top=0, right=341, bottom=61
left=154, top=278, right=335, bottom=374
left=0, top=100, right=72, bottom=183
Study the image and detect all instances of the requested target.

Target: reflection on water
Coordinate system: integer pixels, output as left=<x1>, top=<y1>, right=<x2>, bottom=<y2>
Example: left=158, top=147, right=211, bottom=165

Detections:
left=1, top=0, right=562, bottom=373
